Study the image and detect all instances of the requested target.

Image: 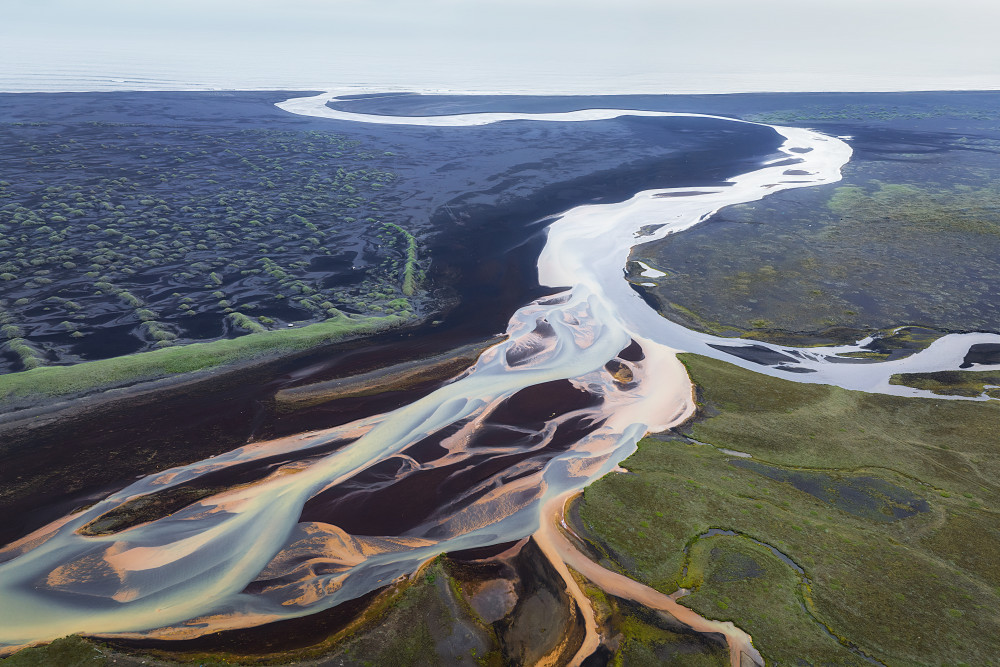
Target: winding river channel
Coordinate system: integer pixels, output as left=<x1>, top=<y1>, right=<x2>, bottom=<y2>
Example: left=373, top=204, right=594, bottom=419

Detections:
left=2, top=92, right=998, bottom=664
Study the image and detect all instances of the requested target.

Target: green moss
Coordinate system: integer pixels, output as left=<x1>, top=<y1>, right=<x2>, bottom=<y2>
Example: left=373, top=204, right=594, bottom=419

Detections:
left=677, top=354, right=1000, bottom=500
left=0, top=313, right=406, bottom=406
left=922, top=508, right=1000, bottom=588
left=890, top=369, right=1000, bottom=397
left=227, top=311, right=267, bottom=334
left=828, top=181, right=1000, bottom=237
left=655, top=300, right=745, bottom=339
left=0, top=636, right=104, bottom=666
left=5, top=338, right=43, bottom=370
left=836, top=351, right=891, bottom=360
left=746, top=103, right=1000, bottom=125
left=610, top=603, right=729, bottom=667
left=316, top=559, right=497, bottom=666
left=381, top=222, right=420, bottom=296
left=634, top=159, right=1000, bottom=342
left=576, top=354, right=1000, bottom=666
left=679, top=535, right=864, bottom=665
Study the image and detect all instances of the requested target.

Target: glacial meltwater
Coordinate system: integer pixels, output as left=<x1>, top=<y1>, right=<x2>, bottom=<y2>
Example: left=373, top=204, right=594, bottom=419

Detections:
left=3, top=93, right=998, bottom=664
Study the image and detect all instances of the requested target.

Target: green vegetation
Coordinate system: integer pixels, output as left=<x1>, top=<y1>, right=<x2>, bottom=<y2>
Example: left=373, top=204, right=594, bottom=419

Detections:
left=79, top=484, right=226, bottom=536
left=227, top=311, right=267, bottom=334
left=380, top=222, right=421, bottom=296
left=596, top=590, right=729, bottom=667
left=0, top=313, right=406, bottom=408
left=680, top=534, right=866, bottom=665
left=672, top=354, right=1000, bottom=497
left=4, top=338, right=43, bottom=370
left=827, top=181, right=1000, bottom=238
left=322, top=559, right=500, bottom=666
left=632, top=147, right=1000, bottom=343
left=0, top=636, right=105, bottom=666
left=576, top=354, right=1000, bottom=665
left=611, top=616, right=728, bottom=667
left=835, top=350, right=890, bottom=360
left=890, top=369, right=1000, bottom=398
left=0, top=121, right=411, bottom=373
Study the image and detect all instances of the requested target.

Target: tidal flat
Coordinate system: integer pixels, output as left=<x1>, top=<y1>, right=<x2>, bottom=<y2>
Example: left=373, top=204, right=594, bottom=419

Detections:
left=1, top=91, right=999, bottom=666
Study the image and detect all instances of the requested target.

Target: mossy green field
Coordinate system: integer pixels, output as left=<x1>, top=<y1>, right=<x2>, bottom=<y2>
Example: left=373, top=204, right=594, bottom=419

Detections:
left=576, top=354, right=1000, bottom=666
left=0, top=312, right=407, bottom=408
left=631, top=102, right=1000, bottom=346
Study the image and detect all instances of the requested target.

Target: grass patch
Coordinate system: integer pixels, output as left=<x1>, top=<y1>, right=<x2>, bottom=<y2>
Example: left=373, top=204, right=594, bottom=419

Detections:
left=574, top=573, right=728, bottom=667
left=0, top=636, right=105, bottom=666
left=613, top=611, right=729, bottom=666
left=633, top=151, right=1000, bottom=342
left=288, top=558, right=499, bottom=667
left=890, top=369, right=1000, bottom=398
left=677, top=354, right=1000, bottom=502
left=0, top=313, right=408, bottom=408
left=576, top=354, right=1000, bottom=665
left=836, top=350, right=891, bottom=360
left=381, top=222, right=420, bottom=296
left=4, top=338, right=44, bottom=370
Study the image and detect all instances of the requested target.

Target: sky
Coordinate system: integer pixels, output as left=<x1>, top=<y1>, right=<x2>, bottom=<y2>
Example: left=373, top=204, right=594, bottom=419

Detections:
left=2, top=0, right=999, bottom=93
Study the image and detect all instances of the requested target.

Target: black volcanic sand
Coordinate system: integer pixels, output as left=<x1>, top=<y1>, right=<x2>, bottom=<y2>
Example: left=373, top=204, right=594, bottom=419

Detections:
left=621, top=92, right=1000, bottom=345
left=81, top=373, right=608, bottom=538
left=962, top=343, right=1000, bottom=368
left=104, top=586, right=386, bottom=657
left=0, top=94, right=407, bottom=372
left=0, top=91, right=785, bottom=546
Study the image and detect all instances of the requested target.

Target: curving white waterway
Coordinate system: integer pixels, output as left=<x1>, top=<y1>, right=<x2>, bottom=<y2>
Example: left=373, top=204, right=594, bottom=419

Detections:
left=2, top=91, right=998, bottom=664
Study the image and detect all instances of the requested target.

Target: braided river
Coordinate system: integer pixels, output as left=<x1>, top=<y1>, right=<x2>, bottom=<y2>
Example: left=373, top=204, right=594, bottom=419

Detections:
left=3, top=92, right=998, bottom=665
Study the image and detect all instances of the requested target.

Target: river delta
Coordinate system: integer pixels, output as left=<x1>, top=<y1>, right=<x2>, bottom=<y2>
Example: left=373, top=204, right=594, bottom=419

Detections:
left=1, top=91, right=999, bottom=666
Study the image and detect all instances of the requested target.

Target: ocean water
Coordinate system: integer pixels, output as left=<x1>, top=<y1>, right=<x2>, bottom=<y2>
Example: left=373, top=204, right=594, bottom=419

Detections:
left=2, top=46, right=998, bottom=95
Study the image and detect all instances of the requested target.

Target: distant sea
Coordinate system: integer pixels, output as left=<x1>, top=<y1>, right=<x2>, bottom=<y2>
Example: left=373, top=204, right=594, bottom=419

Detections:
left=2, top=47, right=998, bottom=95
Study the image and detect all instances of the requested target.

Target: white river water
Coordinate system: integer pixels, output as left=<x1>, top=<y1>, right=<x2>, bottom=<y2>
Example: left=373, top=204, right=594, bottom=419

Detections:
left=1, top=92, right=997, bottom=661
